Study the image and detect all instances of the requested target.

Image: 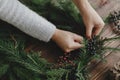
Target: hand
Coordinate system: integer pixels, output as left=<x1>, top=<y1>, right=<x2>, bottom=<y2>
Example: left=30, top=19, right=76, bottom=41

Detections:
left=73, top=0, right=105, bottom=38
left=52, top=29, right=83, bottom=53
left=82, top=6, right=105, bottom=38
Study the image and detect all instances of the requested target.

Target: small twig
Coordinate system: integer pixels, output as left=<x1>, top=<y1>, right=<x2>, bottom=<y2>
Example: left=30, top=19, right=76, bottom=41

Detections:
left=10, top=34, right=18, bottom=48
left=27, top=54, right=38, bottom=65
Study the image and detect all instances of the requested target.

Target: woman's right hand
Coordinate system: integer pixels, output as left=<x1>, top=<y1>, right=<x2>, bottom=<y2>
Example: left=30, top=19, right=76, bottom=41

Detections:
left=52, top=29, right=83, bottom=53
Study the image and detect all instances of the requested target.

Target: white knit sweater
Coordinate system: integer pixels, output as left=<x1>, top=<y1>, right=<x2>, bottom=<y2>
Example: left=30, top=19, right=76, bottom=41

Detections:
left=0, top=0, right=56, bottom=42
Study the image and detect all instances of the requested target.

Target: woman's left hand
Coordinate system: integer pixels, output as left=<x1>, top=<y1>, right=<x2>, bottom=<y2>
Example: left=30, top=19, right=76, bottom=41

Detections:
left=82, top=6, right=105, bottom=38
left=73, top=0, right=105, bottom=39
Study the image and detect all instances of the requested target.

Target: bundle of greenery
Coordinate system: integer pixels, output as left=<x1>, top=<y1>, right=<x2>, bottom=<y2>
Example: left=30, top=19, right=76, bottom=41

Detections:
left=0, top=0, right=120, bottom=80
left=0, top=25, right=119, bottom=80
left=19, top=0, right=85, bottom=35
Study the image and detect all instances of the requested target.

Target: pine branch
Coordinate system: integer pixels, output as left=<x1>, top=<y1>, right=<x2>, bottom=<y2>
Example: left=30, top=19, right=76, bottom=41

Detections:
left=0, top=0, right=119, bottom=80
left=104, top=47, right=120, bottom=51
left=0, top=64, right=9, bottom=77
left=102, top=36, right=120, bottom=42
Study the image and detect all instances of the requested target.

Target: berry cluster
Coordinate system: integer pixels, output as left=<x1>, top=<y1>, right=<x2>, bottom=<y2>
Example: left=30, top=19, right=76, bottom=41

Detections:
left=52, top=50, right=80, bottom=69
left=86, top=36, right=103, bottom=55
left=57, top=53, right=77, bottom=67
left=109, top=11, right=120, bottom=34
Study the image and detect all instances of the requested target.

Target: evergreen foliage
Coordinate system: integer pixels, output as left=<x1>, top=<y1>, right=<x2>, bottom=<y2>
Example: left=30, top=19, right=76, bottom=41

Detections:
left=19, top=0, right=86, bottom=35
left=0, top=0, right=119, bottom=80
left=0, top=26, right=119, bottom=80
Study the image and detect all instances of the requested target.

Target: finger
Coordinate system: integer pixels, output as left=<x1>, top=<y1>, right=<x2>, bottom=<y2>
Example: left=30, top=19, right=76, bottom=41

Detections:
left=93, top=25, right=104, bottom=35
left=71, top=42, right=84, bottom=50
left=86, top=26, right=93, bottom=39
left=74, top=34, right=83, bottom=43
left=65, top=43, right=84, bottom=53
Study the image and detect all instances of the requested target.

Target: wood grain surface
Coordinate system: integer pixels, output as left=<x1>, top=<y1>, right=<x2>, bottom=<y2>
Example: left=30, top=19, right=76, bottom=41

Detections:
left=0, top=0, right=120, bottom=80
left=89, top=0, right=120, bottom=80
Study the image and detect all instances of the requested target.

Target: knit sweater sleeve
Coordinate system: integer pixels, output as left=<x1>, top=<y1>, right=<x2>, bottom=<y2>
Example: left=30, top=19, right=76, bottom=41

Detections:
left=0, top=0, right=56, bottom=42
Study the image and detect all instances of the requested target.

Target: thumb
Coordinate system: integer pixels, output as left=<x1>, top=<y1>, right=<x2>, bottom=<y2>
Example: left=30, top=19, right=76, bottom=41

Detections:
left=71, top=42, right=83, bottom=50
left=74, top=34, right=83, bottom=43
left=93, top=24, right=104, bottom=35
left=86, top=26, right=93, bottom=39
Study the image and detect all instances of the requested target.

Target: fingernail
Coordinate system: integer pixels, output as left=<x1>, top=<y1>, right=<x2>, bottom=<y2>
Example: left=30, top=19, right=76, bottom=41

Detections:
left=79, top=40, right=84, bottom=44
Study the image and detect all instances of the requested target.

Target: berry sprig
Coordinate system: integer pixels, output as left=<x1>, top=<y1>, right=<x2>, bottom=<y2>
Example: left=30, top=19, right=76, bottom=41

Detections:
left=53, top=50, right=80, bottom=69
left=53, top=36, right=105, bottom=69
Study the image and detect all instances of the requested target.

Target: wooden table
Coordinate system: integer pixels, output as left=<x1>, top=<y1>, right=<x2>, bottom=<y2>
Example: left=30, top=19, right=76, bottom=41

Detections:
left=89, top=0, right=120, bottom=80
left=0, top=0, right=120, bottom=80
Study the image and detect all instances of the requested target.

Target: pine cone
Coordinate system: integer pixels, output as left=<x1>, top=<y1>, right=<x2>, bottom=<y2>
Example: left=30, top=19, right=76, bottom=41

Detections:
left=109, top=10, right=120, bottom=35
left=109, top=60, right=120, bottom=80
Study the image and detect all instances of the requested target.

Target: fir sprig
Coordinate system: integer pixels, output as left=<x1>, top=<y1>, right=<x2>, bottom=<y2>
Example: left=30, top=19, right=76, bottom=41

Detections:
left=0, top=0, right=119, bottom=80
left=0, top=29, right=120, bottom=80
left=0, top=36, right=68, bottom=80
left=19, top=0, right=85, bottom=35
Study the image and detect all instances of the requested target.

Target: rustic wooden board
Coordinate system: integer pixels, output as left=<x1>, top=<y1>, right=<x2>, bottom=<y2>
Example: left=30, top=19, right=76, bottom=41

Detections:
left=88, top=0, right=120, bottom=80
left=0, top=0, right=120, bottom=80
